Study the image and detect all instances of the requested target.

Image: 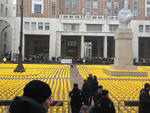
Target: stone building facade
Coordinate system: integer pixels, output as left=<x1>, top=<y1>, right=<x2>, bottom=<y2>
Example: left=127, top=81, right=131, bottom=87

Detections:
left=0, top=0, right=150, bottom=61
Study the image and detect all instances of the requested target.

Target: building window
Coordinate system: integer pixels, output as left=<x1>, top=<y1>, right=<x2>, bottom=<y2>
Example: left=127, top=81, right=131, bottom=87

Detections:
left=107, top=0, right=111, bottom=9
left=109, top=24, right=119, bottom=32
left=31, top=22, right=36, bottom=30
left=68, top=40, right=77, bottom=47
left=38, top=23, right=43, bottom=30
left=86, top=0, right=91, bottom=8
left=139, top=25, right=143, bottom=32
left=87, top=24, right=102, bottom=32
left=45, top=23, right=50, bottom=30
left=64, top=24, right=79, bottom=31
left=72, top=0, right=76, bottom=8
left=145, top=25, right=150, bottom=32
left=93, top=11, right=98, bottom=15
left=86, top=10, right=90, bottom=15
left=72, top=10, right=76, bottom=15
left=52, top=4, right=56, bottom=14
left=133, top=7, right=138, bottom=16
left=147, top=7, right=150, bottom=16
left=52, top=0, right=56, bottom=2
left=133, top=0, right=137, bottom=4
left=24, top=22, right=30, bottom=30
left=93, top=0, right=98, bottom=8
left=34, top=4, right=42, bottom=13
left=147, top=0, right=150, bottom=5
left=114, top=0, right=118, bottom=9
left=65, top=0, right=69, bottom=8
left=114, top=10, right=118, bottom=16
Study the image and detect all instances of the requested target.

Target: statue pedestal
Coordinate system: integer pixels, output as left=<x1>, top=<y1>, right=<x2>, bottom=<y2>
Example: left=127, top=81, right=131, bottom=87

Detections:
left=103, top=28, right=148, bottom=76
left=112, top=28, right=137, bottom=70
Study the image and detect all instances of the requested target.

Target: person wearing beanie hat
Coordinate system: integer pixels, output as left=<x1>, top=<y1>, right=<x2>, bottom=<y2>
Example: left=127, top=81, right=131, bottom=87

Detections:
left=73, top=83, right=78, bottom=89
left=139, top=83, right=150, bottom=113
left=69, top=83, right=83, bottom=113
left=101, top=90, right=109, bottom=97
left=93, top=85, right=103, bottom=106
left=144, top=83, right=150, bottom=89
left=95, top=89, right=115, bottom=113
left=23, top=80, right=51, bottom=104
left=9, top=80, right=52, bottom=113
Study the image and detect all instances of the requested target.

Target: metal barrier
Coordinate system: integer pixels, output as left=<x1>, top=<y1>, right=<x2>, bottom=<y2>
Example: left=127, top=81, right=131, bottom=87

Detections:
left=0, top=99, right=71, bottom=113
left=50, top=100, right=71, bottom=113
left=0, top=100, right=12, bottom=106
left=118, top=100, right=139, bottom=113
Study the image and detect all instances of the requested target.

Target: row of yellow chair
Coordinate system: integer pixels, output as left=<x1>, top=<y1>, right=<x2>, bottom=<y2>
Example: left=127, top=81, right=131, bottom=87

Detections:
left=76, top=65, right=150, bottom=113
left=0, top=64, right=71, bottom=113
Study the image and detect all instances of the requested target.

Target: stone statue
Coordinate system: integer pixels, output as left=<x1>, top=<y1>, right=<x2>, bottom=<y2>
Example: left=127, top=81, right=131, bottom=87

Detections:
left=118, top=0, right=133, bottom=28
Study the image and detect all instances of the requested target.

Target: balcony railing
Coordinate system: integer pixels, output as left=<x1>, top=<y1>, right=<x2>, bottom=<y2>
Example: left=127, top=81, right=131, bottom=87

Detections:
left=59, top=14, right=118, bottom=20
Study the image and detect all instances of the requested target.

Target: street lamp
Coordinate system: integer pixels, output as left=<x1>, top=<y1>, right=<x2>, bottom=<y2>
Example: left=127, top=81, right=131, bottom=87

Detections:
left=14, top=0, right=25, bottom=72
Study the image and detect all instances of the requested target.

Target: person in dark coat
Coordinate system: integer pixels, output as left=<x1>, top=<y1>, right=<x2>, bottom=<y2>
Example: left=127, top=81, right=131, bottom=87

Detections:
left=69, top=83, right=83, bottom=113
left=92, top=76, right=98, bottom=94
left=93, top=85, right=103, bottom=106
left=95, top=90, right=115, bottom=113
left=139, top=83, right=150, bottom=113
left=87, top=74, right=93, bottom=106
left=82, top=79, right=89, bottom=105
left=9, top=80, right=52, bottom=113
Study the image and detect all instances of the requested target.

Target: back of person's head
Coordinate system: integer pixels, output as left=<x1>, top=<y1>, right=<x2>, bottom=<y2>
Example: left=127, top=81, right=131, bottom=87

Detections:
left=80, top=105, right=89, bottom=113
left=93, top=75, right=97, bottom=80
left=144, top=83, right=149, bottom=89
left=102, top=90, right=109, bottom=97
left=89, top=73, right=92, bottom=77
left=73, top=83, right=78, bottom=89
left=98, top=85, right=103, bottom=89
left=23, top=80, right=51, bottom=104
left=97, top=85, right=103, bottom=94
left=83, top=79, right=87, bottom=82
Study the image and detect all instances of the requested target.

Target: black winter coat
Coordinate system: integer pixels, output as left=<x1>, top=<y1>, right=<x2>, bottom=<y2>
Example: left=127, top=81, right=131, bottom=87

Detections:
left=95, top=97, right=115, bottom=113
left=69, top=88, right=83, bottom=107
left=139, top=88, right=150, bottom=113
left=93, top=92, right=102, bottom=105
left=9, top=96, right=47, bottom=113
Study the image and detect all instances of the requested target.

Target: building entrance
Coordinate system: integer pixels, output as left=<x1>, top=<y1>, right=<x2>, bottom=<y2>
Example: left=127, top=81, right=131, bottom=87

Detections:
left=139, top=37, right=150, bottom=59
left=25, top=35, right=49, bottom=57
left=84, top=36, right=103, bottom=57
left=107, top=37, right=115, bottom=58
left=61, top=36, right=81, bottom=58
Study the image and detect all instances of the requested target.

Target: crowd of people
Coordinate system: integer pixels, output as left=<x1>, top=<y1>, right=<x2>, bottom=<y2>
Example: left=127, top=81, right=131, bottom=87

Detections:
left=0, top=79, right=149, bottom=113
left=69, top=74, right=150, bottom=113
left=69, top=74, right=115, bottom=113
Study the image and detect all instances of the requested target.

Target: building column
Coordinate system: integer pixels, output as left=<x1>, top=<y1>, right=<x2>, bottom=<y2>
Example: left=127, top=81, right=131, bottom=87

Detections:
left=132, top=35, right=139, bottom=60
left=55, top=32, right=61, bottom=57
left=50, top=32, right=56, bottom=59
left=104, top=36, right=107, bottom=58
left=80, top=35, right=84, bottom=58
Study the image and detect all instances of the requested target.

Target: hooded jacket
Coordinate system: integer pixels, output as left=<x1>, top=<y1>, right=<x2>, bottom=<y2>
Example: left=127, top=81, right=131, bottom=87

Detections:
left=9, top=96, right=47, bottom=113
left=95, top=97, right=115, bottom=113
left=139, top=88, right=150, bottom=113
